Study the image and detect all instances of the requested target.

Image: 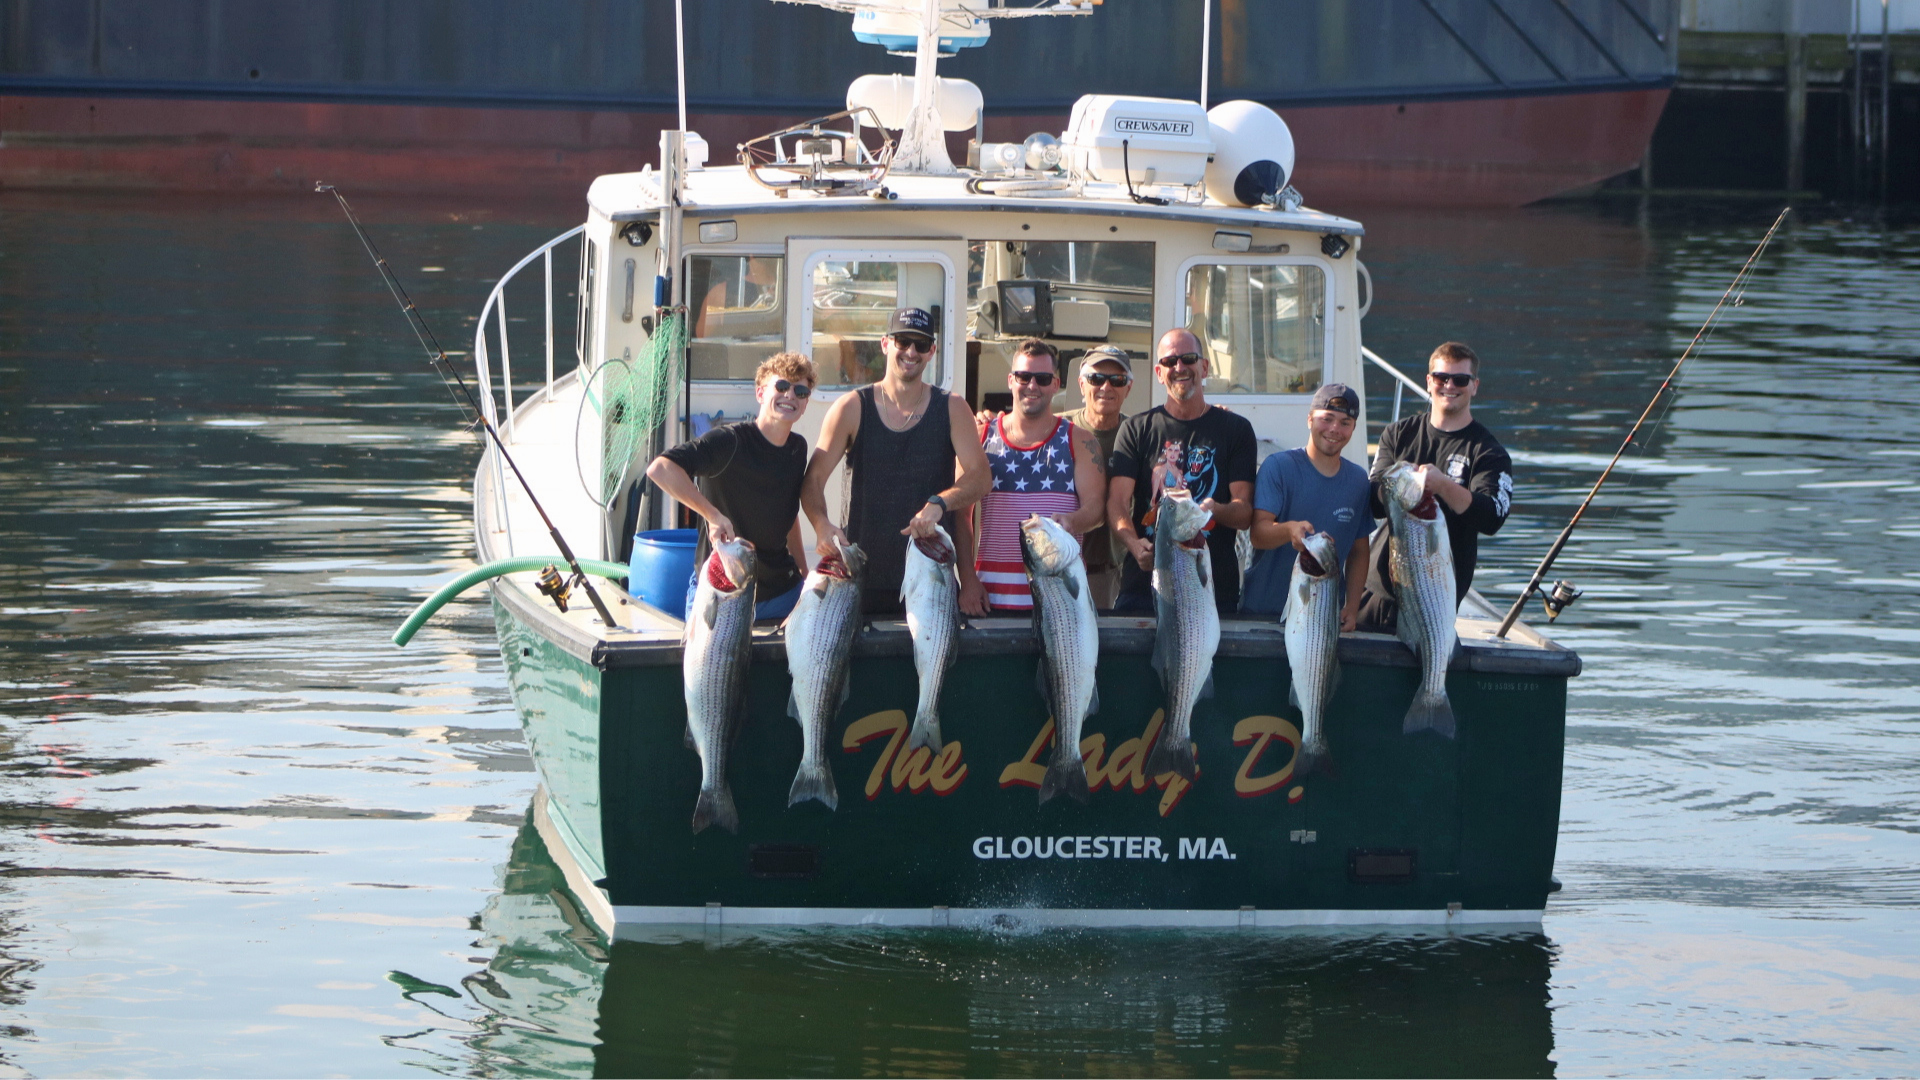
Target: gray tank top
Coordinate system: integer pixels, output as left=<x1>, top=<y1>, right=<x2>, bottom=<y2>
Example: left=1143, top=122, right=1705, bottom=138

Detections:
left=846, top=385, right=955, bottom=613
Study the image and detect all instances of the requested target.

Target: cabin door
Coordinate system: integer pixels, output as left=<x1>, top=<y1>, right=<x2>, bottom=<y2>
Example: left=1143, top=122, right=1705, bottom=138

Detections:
left=782, top=237, right=968, bottom=558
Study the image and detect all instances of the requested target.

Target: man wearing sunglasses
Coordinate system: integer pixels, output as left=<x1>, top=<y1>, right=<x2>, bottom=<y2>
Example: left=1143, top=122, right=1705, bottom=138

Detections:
left=1107, top=328, right=1259, bottom=617
left=803, top=307, right=993, bottom=614
left=1058, top=344, right=1137, bottom=609
left=956, top=339, right=1108, bottom=615
left=648, top=352, right=819, bottom=622
left=1355, top=341, right=1514, bottom=632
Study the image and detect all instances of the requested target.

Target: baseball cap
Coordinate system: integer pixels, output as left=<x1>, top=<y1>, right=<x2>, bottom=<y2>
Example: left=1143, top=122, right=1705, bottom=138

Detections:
left=1077, top=345, right=1132, bottom=379
left=886, top=307, right=936, bottom=341
left=1310, top=382, right=1359, bottom=419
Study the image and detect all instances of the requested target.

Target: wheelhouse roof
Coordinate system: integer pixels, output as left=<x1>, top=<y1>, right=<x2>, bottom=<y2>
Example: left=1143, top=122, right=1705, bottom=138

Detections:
left=588, top=165, right=1366, bottom=236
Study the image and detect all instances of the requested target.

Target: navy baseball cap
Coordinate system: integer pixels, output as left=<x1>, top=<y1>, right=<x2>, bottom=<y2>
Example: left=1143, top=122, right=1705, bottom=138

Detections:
left=1310, top=382, right=1359, bottom=418
left=886, top=307, right=936, bottom=342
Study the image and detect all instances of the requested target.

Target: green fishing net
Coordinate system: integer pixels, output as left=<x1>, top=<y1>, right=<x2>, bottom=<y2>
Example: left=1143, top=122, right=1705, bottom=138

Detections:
left=579, top=311, right=687, bottom=507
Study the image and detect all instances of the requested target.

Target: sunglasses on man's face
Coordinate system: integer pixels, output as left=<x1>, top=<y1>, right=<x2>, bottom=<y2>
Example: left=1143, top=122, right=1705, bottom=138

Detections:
left=1428, top=371, right=1475, bottom=388
left=1157, top=352, right=1203, bottom=368
left=769, top=378, right=813, bottom=398
left=1011, top=371, right=1056, bottom=387
left=891, top=336, right=934, bottom=354
left=1083, top=372, right=1131, bottom=388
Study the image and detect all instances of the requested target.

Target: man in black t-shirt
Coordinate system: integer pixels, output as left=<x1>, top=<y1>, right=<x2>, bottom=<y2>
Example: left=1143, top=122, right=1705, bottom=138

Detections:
left=647, top=352, right=817, bottom=621
left=1107, top=328, right=1258, bottom=617
left=1355, top=341, right=1514, bottom=632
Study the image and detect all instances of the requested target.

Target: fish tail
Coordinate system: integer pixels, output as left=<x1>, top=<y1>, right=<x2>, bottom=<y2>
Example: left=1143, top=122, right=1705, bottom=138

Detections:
left=691, top=784, right=739, bottom=835
left=906, top=709, right=943, bottom=755
left=1145, top=728, right=1197, bottom=781
left=1297, top=735, right=1333, bottom=780
left=1038, top=747, right=1090, bottom=806
left=1402, top=691, right=1457, bottom=739
left=787, top=757, right=839, bottom=811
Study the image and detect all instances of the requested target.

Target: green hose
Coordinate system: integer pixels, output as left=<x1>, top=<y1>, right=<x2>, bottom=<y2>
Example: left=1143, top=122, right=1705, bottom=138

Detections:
left=393, top=557, right=631, bottom=647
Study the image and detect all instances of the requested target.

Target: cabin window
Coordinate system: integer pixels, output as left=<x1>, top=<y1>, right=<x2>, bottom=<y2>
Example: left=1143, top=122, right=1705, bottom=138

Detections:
left=687, top=253, right=786, bottom=380
left=1182, top=263, right=1326, bottom=395
left=577, top=238, right=598, bottom=366
left=967, top=240, right=1154, bottom=412
left=808, top=258, right=946, bottom=387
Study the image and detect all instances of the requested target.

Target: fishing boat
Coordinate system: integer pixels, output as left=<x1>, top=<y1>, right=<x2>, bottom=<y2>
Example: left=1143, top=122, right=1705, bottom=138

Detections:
left=399, top=0, right=1580, bottom=940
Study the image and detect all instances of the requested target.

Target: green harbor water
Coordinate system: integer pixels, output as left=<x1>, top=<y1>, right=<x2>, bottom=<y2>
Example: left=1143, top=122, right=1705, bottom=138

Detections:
left=0, top=191, right=1916, bottom=1077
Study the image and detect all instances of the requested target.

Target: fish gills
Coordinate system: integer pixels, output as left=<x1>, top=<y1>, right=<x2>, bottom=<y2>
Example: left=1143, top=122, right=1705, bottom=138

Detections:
left=782, top=539, right=867, bottom=810
left=1384, top=463, right=1458, bottom=738
left=1145, top=490, right=1218, bottom=781
left=1282, top=531, right=1341, bottom=778
left=901, top=526, right=960, bottom=754
left=682, top=538, right=758, bottom=834
left=1021, top=515, right=1100, bottom=805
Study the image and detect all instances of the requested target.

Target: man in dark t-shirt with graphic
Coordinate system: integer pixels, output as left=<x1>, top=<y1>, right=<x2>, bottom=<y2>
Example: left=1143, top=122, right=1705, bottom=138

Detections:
left=1355, top=340, right=1514, bottom=632
left=1107, top=328, right=1258, bottom=617
left=647, top=352, right=817, bottom=621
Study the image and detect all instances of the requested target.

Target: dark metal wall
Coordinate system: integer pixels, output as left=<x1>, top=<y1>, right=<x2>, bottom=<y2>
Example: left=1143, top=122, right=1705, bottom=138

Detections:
left=1, top=0, right=1675, bottom=111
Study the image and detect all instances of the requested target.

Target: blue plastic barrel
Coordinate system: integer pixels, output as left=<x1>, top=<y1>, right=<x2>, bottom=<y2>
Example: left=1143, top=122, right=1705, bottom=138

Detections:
left=629, top=528, right=699, bottom=613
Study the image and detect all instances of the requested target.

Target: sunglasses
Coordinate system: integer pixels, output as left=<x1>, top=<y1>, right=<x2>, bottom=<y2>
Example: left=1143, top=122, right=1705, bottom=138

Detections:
left=1428, top=371, right=1475, bottom=388
left=1157, top=352, right=1204, bottom=368
left=1011, top=371, right=1056, bottom=387
left=769, top=378, right=813, bottom=398
left=1083, top=372, right=1131, bottom=388
left=891, top=336, right=934, bottom=354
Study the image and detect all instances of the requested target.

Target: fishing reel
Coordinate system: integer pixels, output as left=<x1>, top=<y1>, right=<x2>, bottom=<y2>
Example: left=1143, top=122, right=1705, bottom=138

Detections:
left=535, top=564, right=576, bottom=613
left=1541, top=580, right=1583, bottom=622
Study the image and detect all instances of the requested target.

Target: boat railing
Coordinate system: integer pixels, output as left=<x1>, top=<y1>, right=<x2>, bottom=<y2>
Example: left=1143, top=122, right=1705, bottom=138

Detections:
left=471, top=225, right=587, bottom=548
left=472, top=225, right=588, bottom=445
left=1362, top=345, right=1432, bottom=428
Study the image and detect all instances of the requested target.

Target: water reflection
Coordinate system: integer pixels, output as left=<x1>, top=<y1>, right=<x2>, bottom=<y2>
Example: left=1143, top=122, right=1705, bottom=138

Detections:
left=439, top=811, right=1556, bottom=1079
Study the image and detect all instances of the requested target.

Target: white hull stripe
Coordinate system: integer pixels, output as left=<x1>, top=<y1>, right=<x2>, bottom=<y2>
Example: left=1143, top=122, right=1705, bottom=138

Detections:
left=607, top=904, right=1542, bottom=936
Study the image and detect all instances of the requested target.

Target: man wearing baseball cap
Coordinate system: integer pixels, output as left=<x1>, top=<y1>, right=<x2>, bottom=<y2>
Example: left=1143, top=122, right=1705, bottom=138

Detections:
left=802, top=307, right=992, bottom=613
left=1057, top=344, right=1136, bottom=609
left=1239, top=382, right=1372, bottom=628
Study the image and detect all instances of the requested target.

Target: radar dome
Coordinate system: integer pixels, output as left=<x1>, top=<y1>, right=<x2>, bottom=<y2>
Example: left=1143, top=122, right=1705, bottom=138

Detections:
left=1204, top=100, right=1296, bottom=208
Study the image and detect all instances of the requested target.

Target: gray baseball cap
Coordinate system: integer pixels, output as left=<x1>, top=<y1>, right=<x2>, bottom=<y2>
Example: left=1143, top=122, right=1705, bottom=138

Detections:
left=1077, top=345, right=1132, bottom=379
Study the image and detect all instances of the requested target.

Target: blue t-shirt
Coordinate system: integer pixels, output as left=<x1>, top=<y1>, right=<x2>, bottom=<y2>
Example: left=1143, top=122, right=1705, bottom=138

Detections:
left=1239, top=448, right=1373, bottom=616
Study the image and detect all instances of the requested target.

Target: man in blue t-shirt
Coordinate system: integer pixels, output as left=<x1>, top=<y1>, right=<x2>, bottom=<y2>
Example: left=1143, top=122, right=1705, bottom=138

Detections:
left=1240, top=383, right=1372, bottom=629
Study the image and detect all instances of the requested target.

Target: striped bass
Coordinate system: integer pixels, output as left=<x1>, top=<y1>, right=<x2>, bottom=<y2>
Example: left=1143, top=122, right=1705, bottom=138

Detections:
left=1021, top=514, right=1100, bottom=805
left=682, top=536, right=757, bottom=835
left=1282, top=531, right=1341, bottom=777
left=1144, top=489, right=1217, bottom=782
left=901, top=525, right=960, bottom=754
left=782, top=537, right=866, bottom=810
left=1383, top=462, right=1458, bottom=738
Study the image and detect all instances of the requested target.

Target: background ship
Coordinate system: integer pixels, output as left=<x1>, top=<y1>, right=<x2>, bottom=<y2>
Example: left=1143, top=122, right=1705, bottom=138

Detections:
left=0, top=0, right=1676, bottom=207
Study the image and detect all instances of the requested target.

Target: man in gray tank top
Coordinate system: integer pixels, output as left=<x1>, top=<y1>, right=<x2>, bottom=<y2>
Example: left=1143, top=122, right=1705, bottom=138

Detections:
left=802, top=308, right=992, bottom=614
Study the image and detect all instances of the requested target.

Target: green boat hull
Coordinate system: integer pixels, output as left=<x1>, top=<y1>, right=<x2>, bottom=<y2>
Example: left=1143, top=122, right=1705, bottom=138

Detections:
left=495, top=586, right=1573, bottom=937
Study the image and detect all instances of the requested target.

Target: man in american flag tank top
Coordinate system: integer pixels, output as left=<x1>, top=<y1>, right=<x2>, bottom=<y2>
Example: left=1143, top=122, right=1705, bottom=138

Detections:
left=957, top=340, right=1109, bottom=615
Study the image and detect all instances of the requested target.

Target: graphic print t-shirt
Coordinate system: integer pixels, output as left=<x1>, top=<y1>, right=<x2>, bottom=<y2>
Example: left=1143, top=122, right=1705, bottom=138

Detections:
left=1108, top=404, right=1258, bottom=612
left=1367, top=415, right=1513, bottom=603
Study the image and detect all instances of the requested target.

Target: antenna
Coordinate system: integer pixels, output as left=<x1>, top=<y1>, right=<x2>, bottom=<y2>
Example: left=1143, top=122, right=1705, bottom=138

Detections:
left=1200, top=0, right=1211, bottom=110
left=675, top=0, right=688, bottom=133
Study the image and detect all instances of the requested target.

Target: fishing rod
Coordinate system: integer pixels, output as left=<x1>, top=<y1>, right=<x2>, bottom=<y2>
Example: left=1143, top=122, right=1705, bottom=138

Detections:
left=1494, top=205, right=1792, bottom=640
left=316, top=182, right=622, bottom=633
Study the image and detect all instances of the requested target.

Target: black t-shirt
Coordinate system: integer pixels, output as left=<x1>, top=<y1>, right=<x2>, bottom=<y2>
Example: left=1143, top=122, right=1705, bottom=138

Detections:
left=1368, top=415, right=1513, bottom=603
left=660, top=421, right=808, bottom=598
left=1109, top=404, right=1259, bottom=614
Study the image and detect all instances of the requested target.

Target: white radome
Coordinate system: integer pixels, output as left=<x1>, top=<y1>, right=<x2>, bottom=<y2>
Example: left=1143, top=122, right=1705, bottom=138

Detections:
left=1204, top=99, right=1297, bottom=208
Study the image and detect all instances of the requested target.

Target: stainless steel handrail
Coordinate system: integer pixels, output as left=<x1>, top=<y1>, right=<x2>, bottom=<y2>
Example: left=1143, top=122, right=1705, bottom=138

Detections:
left=472, top=225, right=587, bottom=551
left=1362, top=345, right=1430, bottom=427
left=473, top=225, right=588, bottom=444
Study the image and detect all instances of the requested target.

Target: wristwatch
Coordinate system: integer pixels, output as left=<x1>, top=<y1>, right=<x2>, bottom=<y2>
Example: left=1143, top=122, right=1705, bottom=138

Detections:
left=924, top=494, right=948, bottom=512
